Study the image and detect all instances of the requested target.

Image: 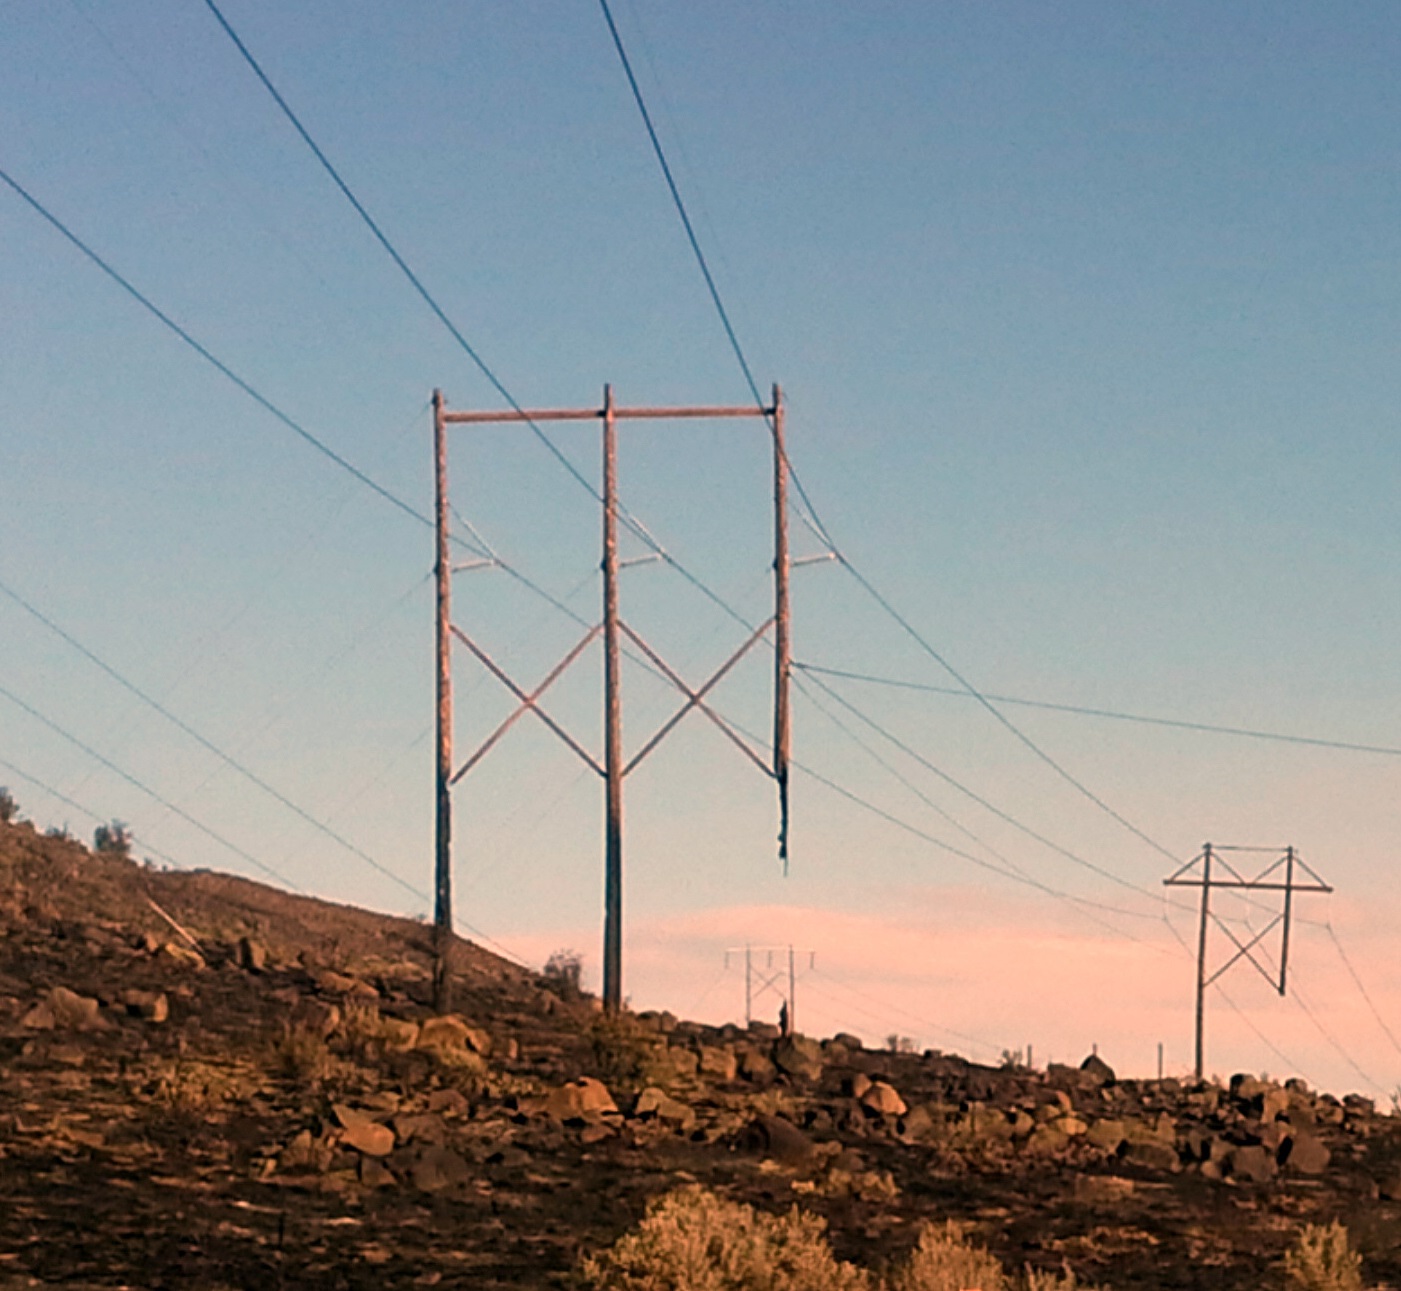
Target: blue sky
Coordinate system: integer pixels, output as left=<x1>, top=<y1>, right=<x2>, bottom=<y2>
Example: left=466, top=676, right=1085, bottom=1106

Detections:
left=2, top=1, right=1400, bottom=1095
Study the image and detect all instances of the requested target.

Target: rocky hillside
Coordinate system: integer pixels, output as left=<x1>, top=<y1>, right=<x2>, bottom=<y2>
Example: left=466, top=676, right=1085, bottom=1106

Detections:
left=1, top=813, right=1399, bottom=1289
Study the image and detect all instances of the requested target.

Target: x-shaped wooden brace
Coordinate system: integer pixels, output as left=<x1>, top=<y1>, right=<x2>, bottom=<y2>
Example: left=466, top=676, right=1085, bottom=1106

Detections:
left=450, top=624, right=603, bottom=783
left=447, top=616, right=775, bottom=783
left=621, top=617, right=776, bottom=778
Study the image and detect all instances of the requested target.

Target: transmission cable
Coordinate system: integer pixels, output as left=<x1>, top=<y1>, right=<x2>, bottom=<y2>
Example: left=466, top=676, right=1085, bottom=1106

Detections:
left=796, top=663, right=1401, bottom=760
left=592, top=6, right=1188, bottom=874
left=0, top=574, right=427, bottom=903
left=0, top=166, right=450, bottom=539
left=0, top=682, right=299, bottom=891
left=0, top=753, right=189, bottom=874
left=595, top=0, right=835, bottom=549
left=1324, top=919, right=1401, bottom=1062
left=198, top=0, right=680, bottom=563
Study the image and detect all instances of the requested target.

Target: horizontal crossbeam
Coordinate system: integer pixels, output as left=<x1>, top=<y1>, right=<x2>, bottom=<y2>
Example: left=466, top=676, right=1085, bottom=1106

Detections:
left=443, top=402, right=777, bottom=425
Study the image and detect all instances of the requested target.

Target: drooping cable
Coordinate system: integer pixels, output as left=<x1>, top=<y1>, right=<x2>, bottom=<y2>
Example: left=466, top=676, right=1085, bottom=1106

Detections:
left=1324, top=919, right=1401, bottom=1061
left=0, top=682, right=300, bottom=891
left=795, top=662, right=1401, bottom=760
left=0, top=165, right=442, bottom=538
left=0, top=574, right=427, bottom=903
left=0, top=753, right=189, bottom=874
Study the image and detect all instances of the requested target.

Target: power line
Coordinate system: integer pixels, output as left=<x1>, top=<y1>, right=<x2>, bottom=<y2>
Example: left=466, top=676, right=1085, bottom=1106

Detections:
left=1324, top=919, right=1401, bottom=1062
left=0, top=573, right=425, bottom=904
left=199, top=0, right=677, bottom=562
left=594, top=0, right=835, bottom=550
left=0, top=681, right=299, bottom=891
left=0, top=165, right=440, bottom=538
left=797, top=669, right=1165, bottom=903
left=591, top=6, right=1182, bottom=872
left=0, top=753, right=189, bottom=873
left=795, top=662, right=1401, bottom=760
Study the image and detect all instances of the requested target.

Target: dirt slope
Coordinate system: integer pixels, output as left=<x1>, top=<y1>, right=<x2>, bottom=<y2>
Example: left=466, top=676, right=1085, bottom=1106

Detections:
left=1, top=815, right=1398, bottom=1289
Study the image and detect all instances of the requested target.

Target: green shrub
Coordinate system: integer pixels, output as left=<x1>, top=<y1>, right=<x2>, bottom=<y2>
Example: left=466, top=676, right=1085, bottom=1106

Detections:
left=544, top=948, right=584, bottom=1000
left=0, top=787, right=17, bottom=823
left=1284, top=1222, right=1363, bottom=1291
left=93, top=820, right=132, bottom=859
left=580, top=1185, right=870, bottom=1291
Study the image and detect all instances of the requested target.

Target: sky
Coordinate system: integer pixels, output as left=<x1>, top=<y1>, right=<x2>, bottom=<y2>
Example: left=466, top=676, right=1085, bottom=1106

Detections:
left=1, top=1, right=1399, bottom=1098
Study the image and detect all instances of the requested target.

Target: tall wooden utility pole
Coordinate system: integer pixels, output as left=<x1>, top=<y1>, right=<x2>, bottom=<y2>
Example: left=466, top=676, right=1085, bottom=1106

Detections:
left=432, top=389, right=453, bottom=1013
left=771, top=386, right=792, bottom=868
left=600, top=385, right=624, bottom=1010
left=1164, top=844, right=1332, bottom=1081
left=433, top=386, right=790, bottom=1012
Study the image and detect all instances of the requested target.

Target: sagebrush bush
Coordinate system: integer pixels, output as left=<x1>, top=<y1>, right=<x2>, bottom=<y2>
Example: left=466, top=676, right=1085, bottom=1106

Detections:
left=271, top=1022, right=332, bottom=1084
left=582, top=1188, right=1103, bottom=1291
left=580, top=1185, right=871, bottom=1291
left=888, top=1220, right=1006, bottom=1291
left=1284, top=1222, right=1363, bottom=1291
left=0, top=787, right=17, bottom=824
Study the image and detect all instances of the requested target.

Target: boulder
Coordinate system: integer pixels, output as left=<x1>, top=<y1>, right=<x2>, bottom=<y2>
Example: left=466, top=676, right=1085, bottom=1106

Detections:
left=543, top=1077, right=617, bottom=1122
left=391, top=1112, right=447, bottom=1146
left=1229, top=1143, right=1278, bottom=1184
left=358, top=1155, right=396, bottom=1188
left=1085, top=1119, right=1128, bottom=1154
left=314, top=969, right=377, bottom=1000
left=665, top=1046, right=700, bottom=1078
left=1282, top=1132, right=1330, bottom=1174
left=898, top=1104, right=936, bottom=1142
left=736, top=1114, right=815, bottom=1163
left=860, top=1080, right=907, bottom=1117
left=1080, top=1052, right=1116, bottom=1086
left=379, top=1017, right=420, bottom=1052
left=333, top=1104, right=395, bottom=1157
left=748, top=1020, right=781, bottom=1040
left=832, top=1032, right=864, bottom=1051
left=697, top=1044, right=738, bottom=1082
left=410, top=1144, right=471, bottom=1192
left=33, top=986, right=107, bottom=1031
left=1124, top=1137, right=1179, bottom=1172
left=773, top=1034, right=824, bottom=1081
left=426, top=1088, right=471, bottom=1118
left=632, top=1087, right=695, bottom=1129
left=418, top=1014, right=492, bottom=1056
left=844, top=1072, right=873, bottom=1099
left=738, top=1047, right=775, bottom=1083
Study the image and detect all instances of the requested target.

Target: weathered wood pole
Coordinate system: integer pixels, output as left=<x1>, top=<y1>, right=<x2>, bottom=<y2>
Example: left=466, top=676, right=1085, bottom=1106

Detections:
left=432, top=389, right=454, bottom=1014
left=601, top=384, right=624, bottom=1011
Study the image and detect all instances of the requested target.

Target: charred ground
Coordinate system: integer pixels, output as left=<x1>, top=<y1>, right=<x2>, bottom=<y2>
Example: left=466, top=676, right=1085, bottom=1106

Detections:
left=1, top=815, right=1398, bottom=1289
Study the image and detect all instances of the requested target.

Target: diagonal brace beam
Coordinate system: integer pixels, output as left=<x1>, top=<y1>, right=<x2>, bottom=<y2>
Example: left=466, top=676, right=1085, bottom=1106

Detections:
left=624, top=617, right=774, bottom=776
left=1205, top=913, right=1283, bottom=992
left=450, top=624, right=604, bottom=780
left=619, top=621, right=773, bottom=777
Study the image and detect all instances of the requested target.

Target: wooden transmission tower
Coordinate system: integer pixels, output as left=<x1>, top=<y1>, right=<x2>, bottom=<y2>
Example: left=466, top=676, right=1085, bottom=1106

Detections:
left=1164, top=844, right=1331, bottom=1080
left=432, top=385, right=793, bottom=1012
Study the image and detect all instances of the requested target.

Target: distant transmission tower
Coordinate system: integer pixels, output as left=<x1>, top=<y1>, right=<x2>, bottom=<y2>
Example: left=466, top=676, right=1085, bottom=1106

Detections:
left=1164, top=844, right=1332, bottom=1079
left=725, top=944, right=814, bottom=1033
left=432, top=386, right=793, bottom=1013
